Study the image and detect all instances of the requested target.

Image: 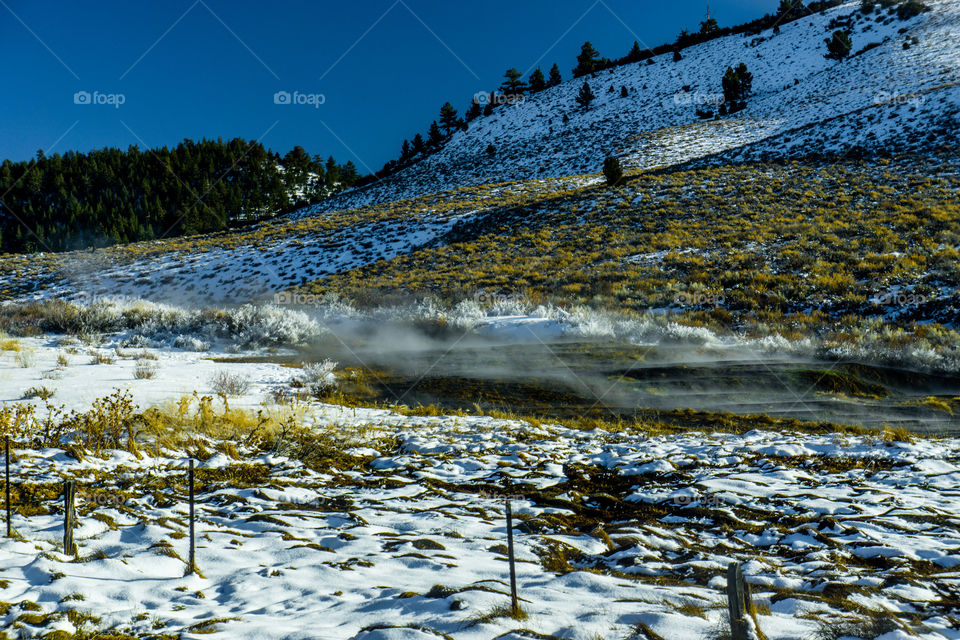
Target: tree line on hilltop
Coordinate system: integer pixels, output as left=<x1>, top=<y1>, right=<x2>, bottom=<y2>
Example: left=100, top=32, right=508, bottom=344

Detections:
left=0, top=139, right=357, bottom=253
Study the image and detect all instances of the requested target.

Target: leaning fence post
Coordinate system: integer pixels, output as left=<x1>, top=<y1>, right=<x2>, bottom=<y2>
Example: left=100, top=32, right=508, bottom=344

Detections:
left=727, top=561, right=754, bottom=640
left=5, top=436, right=11, bottom=538
left=505, top=495, right=520, bottom=616
left=187, top=459, right=196, bottom=575
left=63, top=480, right=77, bottom=556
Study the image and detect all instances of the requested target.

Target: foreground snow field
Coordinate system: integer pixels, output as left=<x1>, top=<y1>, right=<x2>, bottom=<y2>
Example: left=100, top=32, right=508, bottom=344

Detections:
left=0, top=354, right=958, bottom=638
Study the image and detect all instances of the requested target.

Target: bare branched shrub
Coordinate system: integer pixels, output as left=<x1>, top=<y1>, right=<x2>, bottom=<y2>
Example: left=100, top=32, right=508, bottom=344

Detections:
left=209, top=371, right=251, bottom=397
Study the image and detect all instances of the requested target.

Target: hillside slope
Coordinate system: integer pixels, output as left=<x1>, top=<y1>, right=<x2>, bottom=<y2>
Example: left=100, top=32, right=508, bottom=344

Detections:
left=302, top=0, right=959, bottom=214
left=0, top=0, right=958, bottom=311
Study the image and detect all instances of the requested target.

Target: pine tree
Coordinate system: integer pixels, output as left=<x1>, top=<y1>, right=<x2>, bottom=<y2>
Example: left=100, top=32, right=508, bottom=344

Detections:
left=547, top=63, right=562, bottom=88
left=413, top=133, right=426, bottom=154
left=341, top=161, right=358, bottom=187
left=325, top=156, right=340, bottom=188
left=439, top=102, right=460, bottom=136
left=428, top=121, right=444, bottom=147
left=734, top=63, right=753, bottom=95
left=700, top=17, right=719, bottom=33
left=673, top=49, right=683, bottom=62
left=573, top=42, right=601, bottom=77
left=778, top=0, right=805, bottom=14
left=621, top=85, right=629, bottom=98
left=575, top=81, right=595, bottom=110
left=500, top=68, right=527, bottom=96
left=625, top=41, right=644, bottom=63
left=401, top=139, right=411, bottom=160
left=603, top=156, right=624, bottom=186
left=825, top=30, right=852, bottom=60
left=466, top=97, right=482, bottom=121
left=529, top=68, right=546, bottom=93
left=722, top=66, right=741, bottom=103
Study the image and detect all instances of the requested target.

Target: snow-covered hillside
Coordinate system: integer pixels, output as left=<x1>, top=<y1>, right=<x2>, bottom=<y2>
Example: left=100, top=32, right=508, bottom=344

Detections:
left=1, top=0, right=958, bottom=312
left=304, top=0, right=959, bottom=214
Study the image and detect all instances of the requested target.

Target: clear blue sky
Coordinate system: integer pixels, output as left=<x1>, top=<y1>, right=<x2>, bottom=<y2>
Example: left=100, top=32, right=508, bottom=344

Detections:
left=1, top=0, right=776, bottom=172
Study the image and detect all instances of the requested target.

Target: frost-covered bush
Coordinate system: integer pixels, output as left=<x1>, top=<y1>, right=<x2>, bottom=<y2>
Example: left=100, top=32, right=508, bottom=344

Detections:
left=443, top=295, right=533, bottom=330
left=0, top=298, right=327, bottom=352
left=290, top=360, right=338, bottom=397
left=308, top=293, right=360, bottom=321
left=120, top=334, right=154, bottom=349
left=448, top=300, right=485, bottom=330
left=230, top=304, right=321, bottom=348
left=173, top=335, right=211, bottom=352
left=488, top=295, right=531, bottom=317
left=41, top=299, right=126, bottom=335
left=133, top=360, right=157, bottom=379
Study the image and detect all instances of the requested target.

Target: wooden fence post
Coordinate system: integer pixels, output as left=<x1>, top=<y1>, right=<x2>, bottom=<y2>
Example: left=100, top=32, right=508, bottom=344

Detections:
left=187, top=459, right=196, bottom=575
left=63, top=480, right=77, bottom=556
left=727, top=561, right=753, bottom=640
left=505, top=496, right=520, bottom=616
left=5, top=436, right=11, bottom=538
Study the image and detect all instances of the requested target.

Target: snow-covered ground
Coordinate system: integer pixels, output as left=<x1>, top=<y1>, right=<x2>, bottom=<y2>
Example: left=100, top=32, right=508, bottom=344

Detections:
left=0, top=336, right=290, bottom=413
left=29, top=206, right=478, bottom=305
left=1, top=404, right=958, bottom=639
left=0, top=305, right=956, bottom=637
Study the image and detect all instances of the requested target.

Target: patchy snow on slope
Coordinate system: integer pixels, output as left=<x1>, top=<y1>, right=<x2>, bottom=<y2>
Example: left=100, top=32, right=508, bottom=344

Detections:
left=31, top=207, right=478, bottom=305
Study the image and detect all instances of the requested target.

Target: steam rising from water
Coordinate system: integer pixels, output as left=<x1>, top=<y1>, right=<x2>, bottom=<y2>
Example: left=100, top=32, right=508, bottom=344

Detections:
left=15, top=296, right=959, bottom=432
left=298, top=305, right=960, bottom=434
